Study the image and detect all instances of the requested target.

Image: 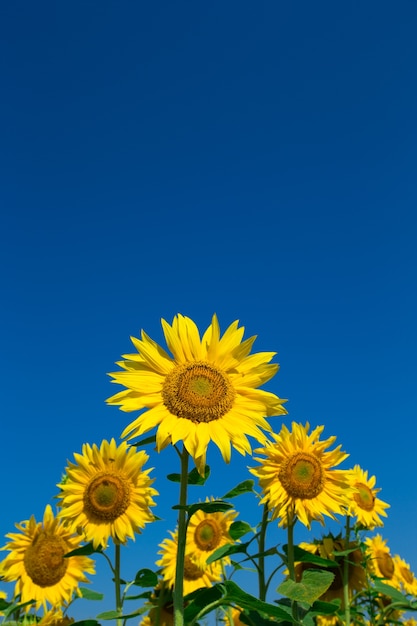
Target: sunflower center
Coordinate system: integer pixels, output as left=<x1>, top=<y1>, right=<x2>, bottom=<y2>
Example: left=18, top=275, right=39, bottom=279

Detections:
left=194, top=519, right=222, bottom=551
left=353, top=482, right=375, bottom=511
left=24, top=531, right=69, bottom=587
left=279, top=452, right=324, bottom=499
left=375, top=550, right=395, bottom=579
left=161, top=361, right=236, bottom=423
left=84, top=472, right=130, bottom=522
left=183, top=555, right=204, bottom=580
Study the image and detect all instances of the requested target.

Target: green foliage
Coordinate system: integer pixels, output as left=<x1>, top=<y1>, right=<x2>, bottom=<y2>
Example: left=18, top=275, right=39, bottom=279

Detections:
left=133, top=569, right=159, bottom=588
left=167, top=465, right=210, bottom=485
left=222, top=480, right=255, bottom=499
left=277, top=569, right=335, bottom=606
left=64, top=542, right=103, bottom=558
left=79, top=588, right=104, bottom=601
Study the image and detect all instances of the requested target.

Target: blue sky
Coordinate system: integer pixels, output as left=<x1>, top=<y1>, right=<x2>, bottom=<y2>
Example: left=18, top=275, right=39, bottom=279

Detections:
left=1, top=0, right=416, bottom=620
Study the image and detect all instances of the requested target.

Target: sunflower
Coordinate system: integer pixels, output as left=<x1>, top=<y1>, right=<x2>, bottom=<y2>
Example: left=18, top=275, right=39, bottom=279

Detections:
left=347, top=465, right=389, bottom=529
left=0, top=505, right=95, bottom=611
left=57, top=439, right=157, bottom=549
left=38, top=609, right=75, bottom=626
left=250, top=422, right=351, bottom=528
left=393, top=555, right=417, bottom=596
left=186, top=498, right=237, bottom=566
left=156, top=530, right=223, bottom=595
left=364, top=535, right=400, bottom=589
left=107, top=314, right=287, bottom=473
left=294, top=537, right=366, bottom=607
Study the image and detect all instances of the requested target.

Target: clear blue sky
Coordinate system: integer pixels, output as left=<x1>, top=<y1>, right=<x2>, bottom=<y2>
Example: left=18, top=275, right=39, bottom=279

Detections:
left=1, top=1, right=416, bottom=620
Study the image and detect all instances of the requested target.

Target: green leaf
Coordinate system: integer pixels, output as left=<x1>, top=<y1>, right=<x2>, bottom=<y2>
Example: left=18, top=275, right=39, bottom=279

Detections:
left=133, top=568, right=159, bottom=588
left=277, top=570, right=335, bottom=607
left=72, top=621, right=101, bottom=626
left=64, top=542, right=102, bottom=558
left=238, top=609, right=287, bottom=626
left=310, top=600, right=340, bottom=615
left=222, top=581, right=293, bottom=621
left=133, top=435, right=157, bottom=447
left=124, top=591, right=153, bottom=601
left=167, top=465, right=210, bottom=485
left=222, top=480, right=255, bottom=499
left=184, top=585, right=224, bottom=621
left=2, top=599, right=36, bottom=617
left=206, top=542, right=250, bottom=564
left=284, top=545, right=337, bottom=568
left=229, top=521, right=253, bottom=540
left=373, top=579, right=409, bottom=603
left=79, top=587, right=104, bottom=601
left=0, top=600, right=11, bottom=610
left=188, top=500, right=233, bottom=518
left=96, top=611, right=122, bottom=620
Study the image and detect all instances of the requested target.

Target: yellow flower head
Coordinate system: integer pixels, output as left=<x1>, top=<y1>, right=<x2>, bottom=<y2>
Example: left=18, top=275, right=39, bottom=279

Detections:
left=364, top=535, right=400, bottom=589
left=57, top=439, right=158, bottom=549
left=107, top=314, right=287, bottom=473
left=156, top=530, right=223, bottom=595
left=186, top=498, right=237, bottom=566
left=393, top=555, right=417, bottom=596
left=0, top=505, right=95, bottom=611
left=250, top=422, right=350, bottom=528
left=347, top=465, right=389, bottom=529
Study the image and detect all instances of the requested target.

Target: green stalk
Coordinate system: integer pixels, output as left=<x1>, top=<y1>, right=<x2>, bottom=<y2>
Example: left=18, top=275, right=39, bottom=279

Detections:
left=114, top=542, right=123, bottom=626
left=173, top=446, right=190, bottom=626
left=286, top=509, right=299, bottom=623
left=343, top=515, right=351, bottom=626
left=258, top=503, right=269, bottom=601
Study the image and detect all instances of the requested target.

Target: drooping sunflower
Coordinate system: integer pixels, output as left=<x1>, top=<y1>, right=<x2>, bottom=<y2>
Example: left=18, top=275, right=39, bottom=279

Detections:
left=57, top=439, right=157, bottom=549
left=347, top=465, right=389, bottom=529
left=364, top=535, right=400, bottom=589
left=156, top=530, right=223, bottom=595
left=393, top=555, right=417, bottom=596
left=107, top=314, right=287, bottom=473
left=186, top=498, right=237, bottom=566
left=0, top=505, right=95, bottom=611
left=38, top=609, right=75, bottom=626
left=294, top=536, right=366, bottom=607
left=250, top=422, right=351, bottom=528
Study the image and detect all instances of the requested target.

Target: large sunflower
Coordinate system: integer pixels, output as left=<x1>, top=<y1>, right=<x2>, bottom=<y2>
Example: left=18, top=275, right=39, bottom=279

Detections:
left=0, top=505, right=95, bottom=611
left=186, top=498, right=237, bottom=566
left=107, top=314, right=287, bottom=473
left=156, top=530, right=223, bottom=595
left=250, top=422, right=351, bottom=528
left=57, top=439, right=157, bottom=549
left=347, top=465, right=389, bottom=529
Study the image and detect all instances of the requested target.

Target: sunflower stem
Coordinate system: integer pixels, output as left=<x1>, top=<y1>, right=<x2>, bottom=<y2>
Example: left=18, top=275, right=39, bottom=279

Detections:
left=258, top=503, right=269, bottom=601
left=343, top=515, right=351, bottom=626
left=173, top=445, right=189, bottom=626
left=286, top=510, right=299, bottom=623
left=114, top=542, right=123, bottom=626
